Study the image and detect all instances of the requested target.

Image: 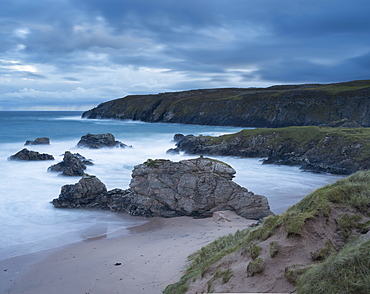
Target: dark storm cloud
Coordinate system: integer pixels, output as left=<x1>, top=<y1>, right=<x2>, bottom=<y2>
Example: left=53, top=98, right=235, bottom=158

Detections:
left=1, top=0, right=370, bottom=109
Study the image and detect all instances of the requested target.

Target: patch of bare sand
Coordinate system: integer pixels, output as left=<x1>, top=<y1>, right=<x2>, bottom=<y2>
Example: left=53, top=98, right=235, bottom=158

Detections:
left=0, top=211, right=254, bottom=294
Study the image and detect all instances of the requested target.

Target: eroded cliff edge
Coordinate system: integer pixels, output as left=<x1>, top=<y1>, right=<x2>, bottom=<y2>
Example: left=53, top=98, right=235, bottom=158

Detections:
left=82, top=80, right=370, bottom=127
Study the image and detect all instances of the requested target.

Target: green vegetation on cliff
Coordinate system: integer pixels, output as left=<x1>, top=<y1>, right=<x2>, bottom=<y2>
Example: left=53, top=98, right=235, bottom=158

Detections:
left=83, top=79, right=370, bottom=128
left=176, top=126, right=370, bottom=175
left=164, top=171, right=370, bottom=294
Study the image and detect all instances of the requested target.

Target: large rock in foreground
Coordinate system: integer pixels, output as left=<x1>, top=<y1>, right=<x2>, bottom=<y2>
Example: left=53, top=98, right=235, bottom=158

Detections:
left=52, top=157, right=273, bottom=220
left=128, top=158, right=272, bottom=219
left=8, top=148, right=54, bottom=161
left=77, top=133, right=129, bottom=149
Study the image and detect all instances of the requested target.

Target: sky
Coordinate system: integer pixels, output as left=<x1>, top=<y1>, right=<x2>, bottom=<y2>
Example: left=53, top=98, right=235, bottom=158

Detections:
left=1, top=0, right=370, bottom=110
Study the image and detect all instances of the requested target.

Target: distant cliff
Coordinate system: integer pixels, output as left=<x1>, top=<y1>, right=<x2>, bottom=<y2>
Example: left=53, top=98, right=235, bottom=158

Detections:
left=82, top=80, right=370, bottom=127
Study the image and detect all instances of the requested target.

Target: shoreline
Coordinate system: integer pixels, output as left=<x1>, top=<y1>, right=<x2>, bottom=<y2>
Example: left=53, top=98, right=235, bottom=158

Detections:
left=1, top=211, right=254, bottom=294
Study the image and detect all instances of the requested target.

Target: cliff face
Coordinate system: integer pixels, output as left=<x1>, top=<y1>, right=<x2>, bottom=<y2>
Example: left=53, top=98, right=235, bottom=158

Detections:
left=82, top=80, right=370, bottom=127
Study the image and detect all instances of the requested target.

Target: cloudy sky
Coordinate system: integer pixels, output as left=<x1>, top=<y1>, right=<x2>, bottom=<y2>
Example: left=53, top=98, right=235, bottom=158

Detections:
left=1, top=0, right=370, bottom=110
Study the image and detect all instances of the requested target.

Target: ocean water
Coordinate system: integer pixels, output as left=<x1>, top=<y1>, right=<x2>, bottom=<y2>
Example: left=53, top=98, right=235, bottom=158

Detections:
left=0, top=111, right=344, bottom=260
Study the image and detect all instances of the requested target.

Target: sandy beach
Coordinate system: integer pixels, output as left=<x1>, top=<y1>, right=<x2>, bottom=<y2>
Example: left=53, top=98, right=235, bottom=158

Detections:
left=1, top=211, right=254, bottom=294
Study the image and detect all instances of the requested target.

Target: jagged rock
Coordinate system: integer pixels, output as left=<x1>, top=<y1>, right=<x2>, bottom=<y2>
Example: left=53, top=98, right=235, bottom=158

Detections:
left=173, top=134, right=185, bottom=142
left=166, top=148, right=180, bottom=154
left=73, top=153, right=94, bottom=165
left=52, top=157, right=273, bottom=220
left=8, top=148, right=54, bottom=161
left=52, top=174, right=107, bottom=208
left=24, top=137, right=50, bottom=145
left=77, top=133, right=130, bottom=149
left=48, top=151, right=92, bottom=176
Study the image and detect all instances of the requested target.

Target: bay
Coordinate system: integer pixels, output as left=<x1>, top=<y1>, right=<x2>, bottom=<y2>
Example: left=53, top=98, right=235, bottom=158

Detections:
left=0, top=111, right=344, bottom=260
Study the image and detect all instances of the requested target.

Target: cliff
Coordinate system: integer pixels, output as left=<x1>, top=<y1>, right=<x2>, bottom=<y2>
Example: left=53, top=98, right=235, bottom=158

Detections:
left=172, top=126, right=370, bottom=175
left=82, top=80, right=370, bottom=127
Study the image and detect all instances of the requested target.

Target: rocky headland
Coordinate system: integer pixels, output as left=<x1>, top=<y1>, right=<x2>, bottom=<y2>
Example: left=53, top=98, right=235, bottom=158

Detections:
left=171, top=126, right=370, bottom=175
left=52, top=157, right=273, bottom=220
left=82, top=80, right=370, bottom=128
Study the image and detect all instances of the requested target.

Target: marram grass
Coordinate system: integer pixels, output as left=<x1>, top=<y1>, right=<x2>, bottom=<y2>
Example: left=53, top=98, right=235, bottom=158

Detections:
left=164, top=171, right=370, bottom=294
left=297, top=237, right=370, bottom=294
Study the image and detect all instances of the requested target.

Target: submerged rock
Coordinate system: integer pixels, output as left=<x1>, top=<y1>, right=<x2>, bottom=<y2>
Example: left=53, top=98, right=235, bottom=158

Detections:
left=24, top=137, right=50, bottom=145
left=52, top=157, right=273, bottom=220
left=8, top=148, right=54, bottom=161
left=77, top=133, right=130, bottom=149
left=48, top=151, right=92, bottom=176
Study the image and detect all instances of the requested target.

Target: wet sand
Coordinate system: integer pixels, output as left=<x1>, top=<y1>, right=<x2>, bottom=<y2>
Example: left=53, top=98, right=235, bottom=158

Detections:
left=0, top=211, right=254, bottom=294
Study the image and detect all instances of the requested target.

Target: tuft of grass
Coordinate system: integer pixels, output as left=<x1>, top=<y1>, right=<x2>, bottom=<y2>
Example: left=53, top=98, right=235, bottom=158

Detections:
left=297, top=237, right=370, bottom=294
left=285, top=264, right=313, bottom=285
left=246, top=258, right=265, bottom=277
left=269, top=241, right=279, bottom=258
left=144, top=158, right=170, bottom=167
left=311, top=240, right=337, bottom=261
left=222, top=268, right=233, bottom=284
left=337, top=214, right=370, bottom=241
left=246, top=243, right=262, bottom=260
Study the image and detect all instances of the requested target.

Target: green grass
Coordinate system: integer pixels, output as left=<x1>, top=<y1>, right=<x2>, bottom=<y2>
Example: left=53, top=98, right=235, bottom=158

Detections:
left=164, top=171, right=370, bottom=294
left=306, top=80, right=370, bottom=94
left=269, top=241, right=279, bottom=258
left=297, top=237, right=370, bottom=294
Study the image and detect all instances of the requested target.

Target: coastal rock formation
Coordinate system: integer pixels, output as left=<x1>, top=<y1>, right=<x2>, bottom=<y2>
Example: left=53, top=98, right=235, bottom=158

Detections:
left=82, top=80, right=370, bottom=128
left=24, top=137, right=50, bottom=145
left=52, top=157, right=273, bottom=220
left=52, top=174, right=107, bottom=208
left=127, top=158, right=272, bottom=219
left=172, top=126, right=370, bottom=175
left=48, top=151, right=92, bottom=176
left=77, top=133, right=130, bottom=149
left=8, top=148, right=54, bottom=161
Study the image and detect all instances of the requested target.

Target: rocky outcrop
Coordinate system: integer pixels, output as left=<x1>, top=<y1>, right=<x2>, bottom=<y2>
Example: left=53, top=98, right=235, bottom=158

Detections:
left=77, top=133, right=130, bottom=149
left=172, top=126, right=370, bottom=175
left=82, top=80, right=370, bottom=128
left=8, top=148, right=54, bottom=161
left=52, top=157, right=273, bottom=220
left=52, top=174, right=107, bottom=208
left=48, top=151, right=92, bottom=176
left=24, top=137, right=50, bottom=145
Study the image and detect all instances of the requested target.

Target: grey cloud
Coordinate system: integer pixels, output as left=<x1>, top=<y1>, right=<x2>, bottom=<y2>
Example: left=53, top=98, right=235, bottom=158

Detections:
left=1, top=0, right=370, bottom=109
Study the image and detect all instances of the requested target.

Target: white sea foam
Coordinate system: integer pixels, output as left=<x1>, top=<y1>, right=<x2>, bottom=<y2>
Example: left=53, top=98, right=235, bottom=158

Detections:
left=0, top=113, right=345, bottom=260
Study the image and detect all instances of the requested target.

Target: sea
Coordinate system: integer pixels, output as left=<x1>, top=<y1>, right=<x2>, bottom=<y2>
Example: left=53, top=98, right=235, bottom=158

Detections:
left=0, top=111, right=345, bottom=260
